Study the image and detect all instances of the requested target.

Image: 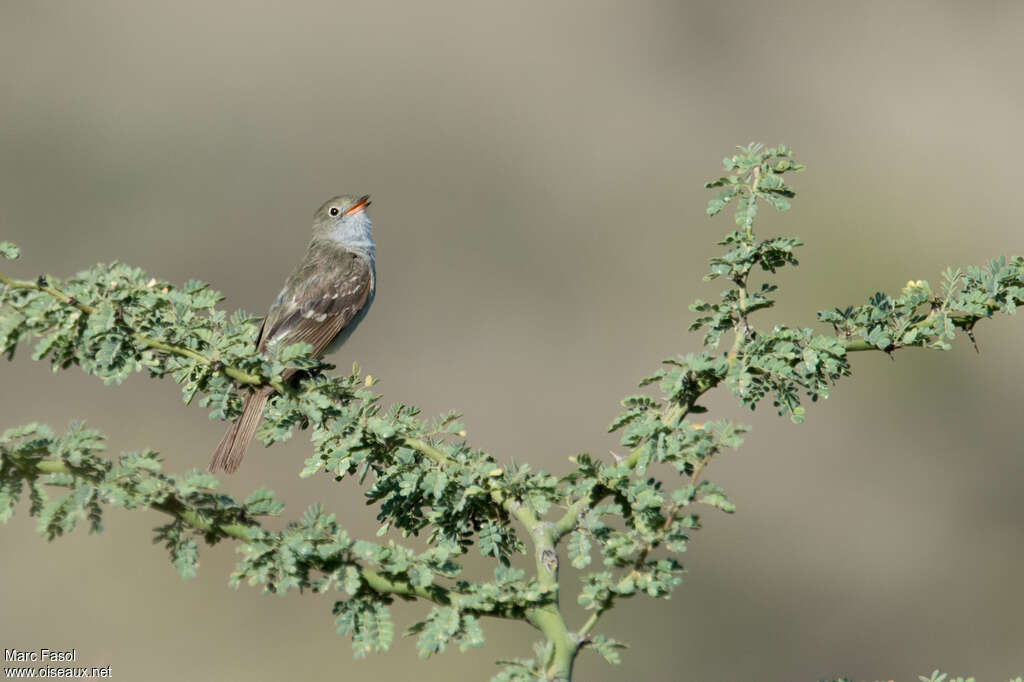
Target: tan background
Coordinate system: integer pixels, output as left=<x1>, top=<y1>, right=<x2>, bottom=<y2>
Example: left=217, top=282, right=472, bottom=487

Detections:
left=2, top=2, right=1022, bottom=680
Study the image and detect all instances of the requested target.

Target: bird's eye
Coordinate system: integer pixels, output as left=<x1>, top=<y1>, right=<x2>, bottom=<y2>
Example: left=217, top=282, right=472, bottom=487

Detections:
left=329, top=207, right=340, bottom=216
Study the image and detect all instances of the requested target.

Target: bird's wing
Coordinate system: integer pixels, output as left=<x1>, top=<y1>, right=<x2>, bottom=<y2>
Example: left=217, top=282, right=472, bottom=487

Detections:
left=258, top=249, right=373, bottom=357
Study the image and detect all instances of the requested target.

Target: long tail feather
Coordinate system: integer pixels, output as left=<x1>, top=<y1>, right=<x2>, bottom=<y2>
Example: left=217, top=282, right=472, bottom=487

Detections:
left=209, top=390, right=270, bottom=473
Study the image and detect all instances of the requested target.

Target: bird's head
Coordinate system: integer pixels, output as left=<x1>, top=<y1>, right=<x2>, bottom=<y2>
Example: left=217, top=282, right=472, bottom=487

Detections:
left=312, top=195, right=374, bottom=254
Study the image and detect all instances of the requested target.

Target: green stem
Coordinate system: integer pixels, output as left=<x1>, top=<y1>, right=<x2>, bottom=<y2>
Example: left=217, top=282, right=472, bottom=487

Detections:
left=523, top=520, right=577, bottom=681
left=743, top=165, right=761, bottom=238
left=577, top=610, right=602, bottom=639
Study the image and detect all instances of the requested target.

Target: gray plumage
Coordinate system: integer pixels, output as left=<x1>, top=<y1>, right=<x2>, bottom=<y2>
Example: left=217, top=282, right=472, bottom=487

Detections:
left=209, top=195, right=376, bottom=473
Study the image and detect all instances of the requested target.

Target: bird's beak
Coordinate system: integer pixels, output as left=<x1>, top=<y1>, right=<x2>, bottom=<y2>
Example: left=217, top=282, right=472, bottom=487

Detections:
left=344, top=195, right=371, bottom=216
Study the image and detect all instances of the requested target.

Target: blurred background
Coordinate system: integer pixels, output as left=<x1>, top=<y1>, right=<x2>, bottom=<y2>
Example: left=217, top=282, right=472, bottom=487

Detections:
left=2, top=2, right=1022, bottom=680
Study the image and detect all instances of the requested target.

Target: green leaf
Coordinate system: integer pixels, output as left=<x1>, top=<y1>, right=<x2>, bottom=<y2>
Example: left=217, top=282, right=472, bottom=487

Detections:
left=0, top=241, right=20, bottom=260
left=172, top=537, right=199, bottom=579
left=589, top=634, right=626, bottom=665
left=243, top=488, right=284, bottom=515
left=568, top=530, right=592, bottom=569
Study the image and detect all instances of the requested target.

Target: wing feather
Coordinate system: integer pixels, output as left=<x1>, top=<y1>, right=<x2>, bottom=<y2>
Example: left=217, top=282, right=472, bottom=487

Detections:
left=258, top=249, right=372, bottom=358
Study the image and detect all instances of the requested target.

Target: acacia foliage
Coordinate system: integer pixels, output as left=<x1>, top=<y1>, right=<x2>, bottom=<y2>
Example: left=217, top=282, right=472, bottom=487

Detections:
left=3, top=144, right=1023, bottom=680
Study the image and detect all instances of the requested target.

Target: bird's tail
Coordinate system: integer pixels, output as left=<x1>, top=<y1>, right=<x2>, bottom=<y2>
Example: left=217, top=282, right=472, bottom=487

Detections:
left=209, top=390, right=271, bottom=473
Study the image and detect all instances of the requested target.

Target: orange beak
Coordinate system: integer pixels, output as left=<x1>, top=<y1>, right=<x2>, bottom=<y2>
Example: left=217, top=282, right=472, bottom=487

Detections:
left=344, top=195, right=371, bottom=216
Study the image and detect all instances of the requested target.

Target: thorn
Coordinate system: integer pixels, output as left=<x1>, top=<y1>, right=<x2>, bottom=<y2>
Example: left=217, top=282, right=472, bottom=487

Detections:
left=609, top=450, right=625, bottom=463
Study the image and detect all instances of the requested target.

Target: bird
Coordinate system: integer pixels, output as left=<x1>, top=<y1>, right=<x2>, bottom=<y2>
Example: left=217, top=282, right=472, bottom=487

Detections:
left=209, top=194, right=376, bottom=473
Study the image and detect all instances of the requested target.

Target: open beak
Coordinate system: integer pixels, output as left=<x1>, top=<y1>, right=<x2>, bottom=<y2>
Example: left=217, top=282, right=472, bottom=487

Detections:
left=344, top=195, right=371, bottom=216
